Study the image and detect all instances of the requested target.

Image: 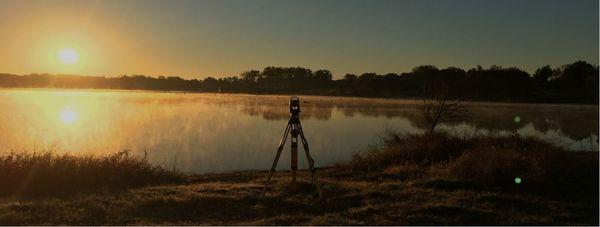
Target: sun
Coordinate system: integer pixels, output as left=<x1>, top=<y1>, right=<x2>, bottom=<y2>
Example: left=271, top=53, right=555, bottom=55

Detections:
left=60, top=109, right=78, bottom=124
left=57, top=48, right=79, bottom=65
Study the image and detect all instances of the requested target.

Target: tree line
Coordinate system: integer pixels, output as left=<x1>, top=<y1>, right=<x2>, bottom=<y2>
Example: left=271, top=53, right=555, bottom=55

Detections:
left=0, top=60, right=597, bottom=104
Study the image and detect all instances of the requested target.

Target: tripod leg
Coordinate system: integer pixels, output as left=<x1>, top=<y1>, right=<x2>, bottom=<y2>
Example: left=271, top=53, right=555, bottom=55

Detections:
left=297, top=124, right=315, bottom=184
left=290, top=124, right=299, bottom=185
left=261, top=123, right=291, bottom=198
left=297, top=124, right=323, bottom=200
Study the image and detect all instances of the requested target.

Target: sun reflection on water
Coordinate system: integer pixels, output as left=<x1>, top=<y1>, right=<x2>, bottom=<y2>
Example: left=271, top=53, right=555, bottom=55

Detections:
left=0, top=89, right=596, bottom=173
left=60, top=108, right=78, bottom=124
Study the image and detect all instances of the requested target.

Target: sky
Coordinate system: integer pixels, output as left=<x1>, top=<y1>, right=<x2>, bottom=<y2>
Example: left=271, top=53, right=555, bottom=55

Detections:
left=0, top=0, right=597, bottom=79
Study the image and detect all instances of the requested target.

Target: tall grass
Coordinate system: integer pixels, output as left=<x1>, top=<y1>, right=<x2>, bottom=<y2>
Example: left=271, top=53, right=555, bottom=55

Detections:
left=343, top=133, right=469, bottom=171
left=341, top=132, right=598, bottom=189
left=0, top=151, right=184, bottom=197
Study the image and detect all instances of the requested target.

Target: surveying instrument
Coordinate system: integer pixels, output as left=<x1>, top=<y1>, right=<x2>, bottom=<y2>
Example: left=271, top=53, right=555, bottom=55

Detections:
left=261, top=97, right=323, bottom=199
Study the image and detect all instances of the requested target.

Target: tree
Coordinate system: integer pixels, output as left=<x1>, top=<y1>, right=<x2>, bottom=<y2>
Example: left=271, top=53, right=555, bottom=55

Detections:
left=422, top=80, right=466, bottom=133
left=0, top=61, right=596, bottom=104
left=551, top=61, right=599, bottom=103
left=533, top=65, right=553, bottom=85
left=343, top=73, right=357, bottom=80
left=240, top=70, right=261, bottom=82
left=412, top=65, right=439, bottom=75
left=313, top=69, right=333, bottom=81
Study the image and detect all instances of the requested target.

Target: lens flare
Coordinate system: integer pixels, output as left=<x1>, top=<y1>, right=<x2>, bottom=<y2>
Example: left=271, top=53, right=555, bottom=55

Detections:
left=513, top=115, right=521, bottom=124
left=514, top=177, right=522, bottom=184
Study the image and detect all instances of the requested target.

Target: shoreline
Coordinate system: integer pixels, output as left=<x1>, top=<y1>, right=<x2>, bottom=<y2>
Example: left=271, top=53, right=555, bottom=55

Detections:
left=1, top=162, right=597, bottom=225
left=1, top=87, right=598, bottom=107
left=0, top=133, right=597, bottom=225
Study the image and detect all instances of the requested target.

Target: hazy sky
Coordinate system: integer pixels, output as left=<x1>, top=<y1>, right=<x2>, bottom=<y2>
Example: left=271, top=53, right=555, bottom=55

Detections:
left=0, top=0, right=597, bottom=79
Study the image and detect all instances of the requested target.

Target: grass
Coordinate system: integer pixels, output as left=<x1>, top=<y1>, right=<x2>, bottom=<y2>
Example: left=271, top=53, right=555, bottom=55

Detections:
left=341, top=133, right=586, bottom=184
left=0, top=151, right=184, bottom=197
left=0, top=133, right=597, bottom=225
left=337, top=133, right=598, bottom=202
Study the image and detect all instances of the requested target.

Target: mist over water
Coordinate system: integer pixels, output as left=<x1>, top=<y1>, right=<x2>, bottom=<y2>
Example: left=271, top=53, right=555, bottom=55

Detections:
left=0, top=89, right=597, bottom=173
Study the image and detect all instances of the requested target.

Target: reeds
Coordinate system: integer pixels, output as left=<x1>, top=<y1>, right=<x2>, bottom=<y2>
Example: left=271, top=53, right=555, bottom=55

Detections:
left=342, top=132, right=598, bottom=188
left=0, top=151, right=184, bottom=197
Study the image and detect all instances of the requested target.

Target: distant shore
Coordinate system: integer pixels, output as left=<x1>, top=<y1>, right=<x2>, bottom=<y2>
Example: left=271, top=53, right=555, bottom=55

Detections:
left=2, top=87, right=599, bottom=108
left=0, top=133, right=597, bottom=225
left=2, top=60, right=599, bottom=105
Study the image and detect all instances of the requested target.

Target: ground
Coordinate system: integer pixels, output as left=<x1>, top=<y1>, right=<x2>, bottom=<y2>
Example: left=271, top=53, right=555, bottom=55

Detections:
left=0, top=134, right=597, bottom=225
left=0, top=168, right=597, bottom=225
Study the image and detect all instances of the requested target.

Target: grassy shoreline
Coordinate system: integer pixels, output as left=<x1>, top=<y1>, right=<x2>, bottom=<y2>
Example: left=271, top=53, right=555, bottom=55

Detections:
left=0, top=133, right=598, bottom=225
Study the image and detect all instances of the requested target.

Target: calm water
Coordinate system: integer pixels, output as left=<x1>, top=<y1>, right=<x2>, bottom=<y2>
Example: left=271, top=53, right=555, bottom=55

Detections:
left=0, top=89, right=597, bottom=173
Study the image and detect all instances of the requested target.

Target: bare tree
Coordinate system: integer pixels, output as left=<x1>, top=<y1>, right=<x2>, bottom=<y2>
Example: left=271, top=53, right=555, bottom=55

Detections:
left=422, top=80, right=467, bottom=133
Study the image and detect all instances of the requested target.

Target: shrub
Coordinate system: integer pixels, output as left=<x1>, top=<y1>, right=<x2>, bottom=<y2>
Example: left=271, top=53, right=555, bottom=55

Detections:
left=449, top=148, right=534, bottom=185
left=343, top=133, right=468, bottom=172
left=341, top=132, right=598, bottom=190
left=447, top=135, right=573, bottom=186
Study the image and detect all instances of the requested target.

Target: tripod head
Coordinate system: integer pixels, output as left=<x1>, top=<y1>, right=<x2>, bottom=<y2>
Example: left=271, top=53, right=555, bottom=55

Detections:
left=289, top=96, right=301, bottom=116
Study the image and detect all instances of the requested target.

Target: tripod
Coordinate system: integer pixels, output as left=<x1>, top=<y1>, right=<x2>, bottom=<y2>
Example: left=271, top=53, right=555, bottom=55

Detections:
left=261, top=97, right=323, bottom=200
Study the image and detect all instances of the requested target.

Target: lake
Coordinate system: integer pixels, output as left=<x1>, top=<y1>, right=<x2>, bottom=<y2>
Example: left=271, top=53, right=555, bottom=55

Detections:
left=0, top=89, right=597, bottom=173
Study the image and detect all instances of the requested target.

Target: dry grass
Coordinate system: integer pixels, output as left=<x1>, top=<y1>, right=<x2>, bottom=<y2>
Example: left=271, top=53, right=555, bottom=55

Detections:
left=341, top=133, right=469, bottom=171
left=340, top=132, right=596, bottom=186
left=0, top=169, right=597, bottom=225
left=336, top=132, right=598, bottom=204
left=0, top=151, right=184, bottom=197
left=0, top=134, right=597, bottom=225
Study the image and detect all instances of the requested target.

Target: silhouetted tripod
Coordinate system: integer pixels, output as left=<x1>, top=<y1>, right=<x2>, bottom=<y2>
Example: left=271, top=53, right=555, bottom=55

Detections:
left=261, top=97, right=323, bottom=200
